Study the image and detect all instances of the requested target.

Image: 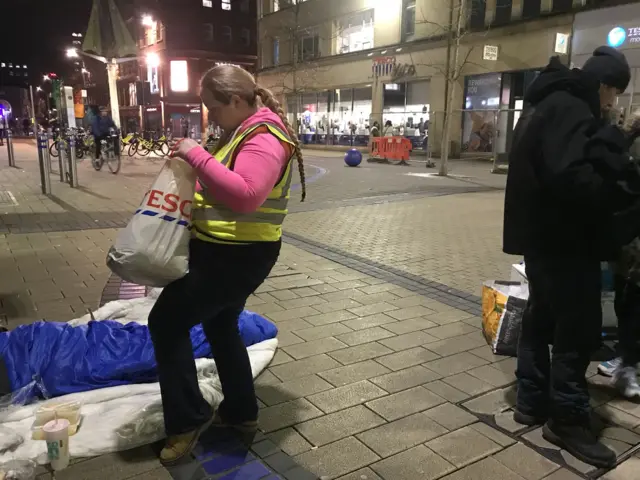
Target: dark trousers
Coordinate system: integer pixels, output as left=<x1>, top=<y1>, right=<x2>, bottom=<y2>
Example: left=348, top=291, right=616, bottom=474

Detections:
left=516, top=256, right=602, bottom=421
left=95, top=135, right=107, bottom=158
left=148, top=238, right=280, bottom=435
left=613, top=274, right=640, bottom=367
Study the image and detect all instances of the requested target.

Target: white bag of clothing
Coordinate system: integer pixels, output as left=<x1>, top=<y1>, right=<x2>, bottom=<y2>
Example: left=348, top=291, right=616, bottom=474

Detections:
left=107, top=159, right=197, bottom=287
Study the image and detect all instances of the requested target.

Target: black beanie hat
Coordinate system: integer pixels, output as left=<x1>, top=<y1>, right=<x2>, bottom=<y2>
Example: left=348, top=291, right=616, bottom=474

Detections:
left=582, top=46, right=631, bottom=92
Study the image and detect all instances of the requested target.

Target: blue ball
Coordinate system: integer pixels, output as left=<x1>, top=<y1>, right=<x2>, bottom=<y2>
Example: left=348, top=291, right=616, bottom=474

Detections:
left=344, top=149, right=362, bottom=167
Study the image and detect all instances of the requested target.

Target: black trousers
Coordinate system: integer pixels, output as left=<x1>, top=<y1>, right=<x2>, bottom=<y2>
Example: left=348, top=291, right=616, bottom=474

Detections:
left=613, top=274, right=640, bottom=367
left=516, top=256, right=602, bottom=421
left=148, top=238, right=280, bottom=435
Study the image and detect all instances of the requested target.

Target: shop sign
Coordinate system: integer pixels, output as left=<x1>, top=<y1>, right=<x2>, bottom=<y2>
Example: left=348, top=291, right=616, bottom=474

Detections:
left=391, top=63, right=416, bottom=81
left=555, top=33, right=569, bottom=54
left=483, top=45, right=499, bottom=61
left=607, top=26, right=640, bottom=47
left=190, top=108, right=201, bottom=113
left=372, top=56, right=416, bottom=79
left=146, top=107, right=158, bottom=112
left=372, top=56, right=396, bottom=76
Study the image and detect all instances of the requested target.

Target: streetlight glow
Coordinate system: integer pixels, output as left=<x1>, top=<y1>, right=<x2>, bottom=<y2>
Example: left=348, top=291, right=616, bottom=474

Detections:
left=43, top=75, right=50, bottom=81
left=66, top=48, right=79, bottom=58
left=146, top=52, right=160, bottom=68
left=141, top=15, right=154, bottom=26
left=36, top=86, right=42, bottom=92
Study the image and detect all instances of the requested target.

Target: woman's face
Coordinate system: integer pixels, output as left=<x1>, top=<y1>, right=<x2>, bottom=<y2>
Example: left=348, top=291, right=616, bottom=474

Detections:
left=201, top=88, right=252, bottom=131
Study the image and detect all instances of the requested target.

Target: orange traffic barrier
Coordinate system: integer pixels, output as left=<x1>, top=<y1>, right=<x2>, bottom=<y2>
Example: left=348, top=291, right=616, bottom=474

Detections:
left=369, top=136, right=412, bottom=163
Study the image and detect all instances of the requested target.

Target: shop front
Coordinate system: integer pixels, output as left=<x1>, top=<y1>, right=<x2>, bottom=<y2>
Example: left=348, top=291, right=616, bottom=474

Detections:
left=165, top=104, right=203, bottom=139
left=143, top=105, right=162, bottom=134
left=288, top=87, right=373, bottom=147
left=572, top=3, right=640, bottom=112
left=460, top=69, right=539, bottom=155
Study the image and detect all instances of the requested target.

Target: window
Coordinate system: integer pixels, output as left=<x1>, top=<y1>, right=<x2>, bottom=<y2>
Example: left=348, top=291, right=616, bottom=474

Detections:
left=403, top=0, right=416, bottom=37
left=273, top=0, right=308, bottom=13
left=240, top=0, right=250, bottom=12
left=203, top=23, right=214, bottom=42
left=273, top=38, right=280, bottom=66
left=298, top=33, right=319, bottom=61
left=202, top=0, right=212, bottom=6
left=222, top=0, right=231, bottom=10
left=241, top=28, right=251, bottom=46
left=336, top=9, right=374, bottom=55
left=170, top=60, right=189, bottom=92
left=222, top=26, right=233, bottom=43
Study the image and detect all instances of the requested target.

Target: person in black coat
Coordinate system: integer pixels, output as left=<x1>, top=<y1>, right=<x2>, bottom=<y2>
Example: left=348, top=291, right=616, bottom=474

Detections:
left=503, top=46, right=640, bottom=468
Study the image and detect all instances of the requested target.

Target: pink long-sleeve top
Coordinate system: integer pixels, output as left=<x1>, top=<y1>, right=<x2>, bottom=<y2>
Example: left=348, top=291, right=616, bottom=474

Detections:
left=183, top=108, right=291, bottom=213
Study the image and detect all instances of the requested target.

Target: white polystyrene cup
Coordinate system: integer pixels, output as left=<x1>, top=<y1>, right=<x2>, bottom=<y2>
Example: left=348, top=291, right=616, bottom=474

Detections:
left=43, top=418, right=70, bottom=470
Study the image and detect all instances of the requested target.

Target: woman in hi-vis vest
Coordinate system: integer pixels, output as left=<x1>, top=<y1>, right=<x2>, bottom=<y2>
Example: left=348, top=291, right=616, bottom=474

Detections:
left=149, top=64, right=306, bottom=465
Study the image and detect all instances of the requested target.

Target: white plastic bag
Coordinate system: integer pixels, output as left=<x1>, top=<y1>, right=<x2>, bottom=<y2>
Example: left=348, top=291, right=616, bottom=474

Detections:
left=107, top=159, right=196, bottom=287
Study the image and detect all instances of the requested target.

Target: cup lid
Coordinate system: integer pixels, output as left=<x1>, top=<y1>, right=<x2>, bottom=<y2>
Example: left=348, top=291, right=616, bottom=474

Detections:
left=43, top=418, right=70, bottom=433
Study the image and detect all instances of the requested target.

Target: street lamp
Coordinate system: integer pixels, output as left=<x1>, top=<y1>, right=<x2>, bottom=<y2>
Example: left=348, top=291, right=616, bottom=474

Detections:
left=43, top=74, right=50, bottom=81
left=146, top=52, right=160, bottom=68
left=141, top=15, right=154, bottom=26
left=66, top=48, right=79, bottom=58
left=36, top=86, right=42, bottom=92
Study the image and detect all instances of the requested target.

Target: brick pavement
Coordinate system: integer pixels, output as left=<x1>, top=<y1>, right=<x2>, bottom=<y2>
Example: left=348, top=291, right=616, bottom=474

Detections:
left=0, top=144, right=638, bottom=479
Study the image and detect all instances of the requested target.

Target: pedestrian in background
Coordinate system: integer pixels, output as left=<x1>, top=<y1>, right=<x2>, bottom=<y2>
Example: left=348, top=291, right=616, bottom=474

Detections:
left=503, top=46, right=640, bottom=468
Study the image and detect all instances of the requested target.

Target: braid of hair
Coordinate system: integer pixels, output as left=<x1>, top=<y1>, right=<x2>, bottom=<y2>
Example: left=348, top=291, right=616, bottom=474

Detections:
left=255, top=86, right=306, bottom=202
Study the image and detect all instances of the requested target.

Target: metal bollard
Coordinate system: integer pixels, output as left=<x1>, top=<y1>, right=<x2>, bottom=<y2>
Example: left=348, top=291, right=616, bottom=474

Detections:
left=58, top=136, right=67, bottom=182
left=67, top=135, right=78, bottom=188
left=6, top=130, right=15, bottom=167
left=37, top=134, right=52, bottom=195
left=46, top=133, right=54, bottom=174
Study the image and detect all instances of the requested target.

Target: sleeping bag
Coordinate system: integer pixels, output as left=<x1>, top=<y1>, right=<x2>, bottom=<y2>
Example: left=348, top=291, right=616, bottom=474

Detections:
left=0, top=311, right=277, bottom=403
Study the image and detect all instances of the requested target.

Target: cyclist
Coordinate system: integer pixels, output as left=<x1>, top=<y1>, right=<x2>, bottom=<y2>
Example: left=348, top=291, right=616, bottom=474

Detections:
left=92, top=106, right=117, bottom=159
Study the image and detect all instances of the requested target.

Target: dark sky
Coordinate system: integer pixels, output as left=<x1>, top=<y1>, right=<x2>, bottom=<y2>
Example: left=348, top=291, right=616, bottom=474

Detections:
left=1, top=0, right=96, bottom=79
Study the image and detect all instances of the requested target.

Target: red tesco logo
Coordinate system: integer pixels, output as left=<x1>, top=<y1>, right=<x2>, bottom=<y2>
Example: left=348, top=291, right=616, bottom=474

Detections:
left=145, top=189, right=192, bottom=219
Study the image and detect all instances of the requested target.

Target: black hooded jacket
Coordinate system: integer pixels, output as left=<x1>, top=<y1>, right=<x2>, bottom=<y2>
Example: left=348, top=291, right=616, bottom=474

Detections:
left=503, top=57, right=640, bottom=259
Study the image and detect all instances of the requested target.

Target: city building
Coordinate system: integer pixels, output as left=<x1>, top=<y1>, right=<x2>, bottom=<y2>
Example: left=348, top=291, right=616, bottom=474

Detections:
left=116, top=0, right=258, bottom=136
left=256, top=0, right=637, bottom=156
left=0, top=61, right=32, bottom=129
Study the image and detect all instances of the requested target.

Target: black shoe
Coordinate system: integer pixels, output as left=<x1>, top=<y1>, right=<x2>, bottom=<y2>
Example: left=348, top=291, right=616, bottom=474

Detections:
left=542, top=419, right=616, bottom=468
left=513, top=409, right=546, bottom=426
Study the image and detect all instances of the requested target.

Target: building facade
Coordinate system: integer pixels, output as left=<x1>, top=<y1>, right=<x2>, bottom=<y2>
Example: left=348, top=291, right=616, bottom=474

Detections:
left=117, top=0, right=258, bottom=136
left=256, top=0, right=634, bottom=155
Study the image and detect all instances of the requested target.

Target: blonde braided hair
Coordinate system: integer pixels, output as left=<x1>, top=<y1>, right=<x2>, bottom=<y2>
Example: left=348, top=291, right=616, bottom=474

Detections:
left=200, top=65, right=306, bottom=202
left=255, top=86, right=306, bottom=202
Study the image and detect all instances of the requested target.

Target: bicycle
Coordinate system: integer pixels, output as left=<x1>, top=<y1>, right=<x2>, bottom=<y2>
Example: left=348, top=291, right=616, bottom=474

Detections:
left=74, top=129, right=96, bottom=160
left=49, top=128, right=86, bottom=160
left=91, top=129, right=121, bottom=174
left=128, top=131, right=169, bottom=158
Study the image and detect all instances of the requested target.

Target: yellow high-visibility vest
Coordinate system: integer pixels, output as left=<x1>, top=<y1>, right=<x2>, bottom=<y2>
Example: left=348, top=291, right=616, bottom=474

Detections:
left=192, top=122, right=294, bottom=243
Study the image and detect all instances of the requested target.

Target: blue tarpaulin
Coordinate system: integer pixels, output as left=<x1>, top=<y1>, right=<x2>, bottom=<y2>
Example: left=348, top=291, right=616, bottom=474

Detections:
left=0, top=311, right=277, bottom=402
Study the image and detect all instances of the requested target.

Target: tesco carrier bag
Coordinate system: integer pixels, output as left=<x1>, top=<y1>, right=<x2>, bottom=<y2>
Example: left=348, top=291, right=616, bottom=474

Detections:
left=107, top=159, right=197, bottom=287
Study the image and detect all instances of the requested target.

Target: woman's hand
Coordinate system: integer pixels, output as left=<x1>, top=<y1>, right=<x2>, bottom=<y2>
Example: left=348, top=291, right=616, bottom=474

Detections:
left=169, top=138, right=201, bottom=160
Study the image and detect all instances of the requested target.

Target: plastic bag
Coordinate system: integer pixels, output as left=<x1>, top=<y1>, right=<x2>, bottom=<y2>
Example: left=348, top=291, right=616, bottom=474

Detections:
left=0, top=460, right=36, bottom=480
left=107, top=159, right=196, bottom=287
left=0, top=427, right=23, bottom=454
left=0, top=376, right=50, bottom=419
left=481, top=281, right=528, bottom=357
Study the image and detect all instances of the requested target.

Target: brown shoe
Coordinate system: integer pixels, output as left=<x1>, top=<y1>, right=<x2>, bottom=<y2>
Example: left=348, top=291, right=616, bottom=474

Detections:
left=211, top=412, right=258, bottom=433
left=160, top=416, right=214, bottom=466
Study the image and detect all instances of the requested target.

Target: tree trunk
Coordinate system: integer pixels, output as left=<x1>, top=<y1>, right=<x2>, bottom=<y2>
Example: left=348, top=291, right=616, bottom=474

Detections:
left=438, top=0, right=464, bottom=176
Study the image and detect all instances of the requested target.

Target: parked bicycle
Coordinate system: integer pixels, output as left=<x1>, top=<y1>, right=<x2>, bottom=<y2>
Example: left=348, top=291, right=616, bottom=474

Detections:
left=127, top=131, right=169, bottom=158
left=49, top=128, right=87, bottom=160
